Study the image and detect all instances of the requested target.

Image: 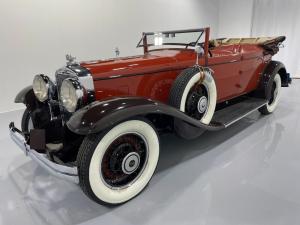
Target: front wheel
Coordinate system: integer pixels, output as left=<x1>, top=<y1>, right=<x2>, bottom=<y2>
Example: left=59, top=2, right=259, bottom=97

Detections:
left=77, top=119, right=160, bottom=205
left=21, top=108, right=34, bottom=133
left=259, top=73, right=282, bottom=115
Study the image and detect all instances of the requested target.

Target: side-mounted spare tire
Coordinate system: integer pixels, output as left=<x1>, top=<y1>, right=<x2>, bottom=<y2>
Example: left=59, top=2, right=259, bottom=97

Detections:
left=169, top=67, right=217, bottom=124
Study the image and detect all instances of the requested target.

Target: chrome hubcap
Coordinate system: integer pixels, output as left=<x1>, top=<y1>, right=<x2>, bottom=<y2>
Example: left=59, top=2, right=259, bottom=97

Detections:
left=197, top=96, right=208, bottom=113
left=121, top=152, right=140, bottom=175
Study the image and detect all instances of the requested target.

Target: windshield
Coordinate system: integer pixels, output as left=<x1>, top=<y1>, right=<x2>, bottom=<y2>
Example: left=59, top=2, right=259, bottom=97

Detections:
left=137, top=28, right=205, bottom=50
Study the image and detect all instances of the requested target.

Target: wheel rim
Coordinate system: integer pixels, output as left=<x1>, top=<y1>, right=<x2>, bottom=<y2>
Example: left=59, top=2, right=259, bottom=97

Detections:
left=185, top=84, right=208, bottom=120
left=100, top=133, right=148, bottom=189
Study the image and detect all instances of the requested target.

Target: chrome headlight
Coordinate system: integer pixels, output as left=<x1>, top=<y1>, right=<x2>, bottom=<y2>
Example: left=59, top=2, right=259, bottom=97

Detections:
left=60, top=78, right=84, bottom=112
left=33, top=74, right=50, bottom=102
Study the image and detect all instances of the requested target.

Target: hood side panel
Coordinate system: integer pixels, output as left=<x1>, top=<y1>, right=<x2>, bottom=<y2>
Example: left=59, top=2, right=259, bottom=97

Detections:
left=80, top=49, right=196, bottom=80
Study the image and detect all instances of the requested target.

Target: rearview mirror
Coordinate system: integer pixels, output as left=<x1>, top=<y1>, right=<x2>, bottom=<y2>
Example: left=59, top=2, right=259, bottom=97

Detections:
left=195, top=46, right=204, bottom=55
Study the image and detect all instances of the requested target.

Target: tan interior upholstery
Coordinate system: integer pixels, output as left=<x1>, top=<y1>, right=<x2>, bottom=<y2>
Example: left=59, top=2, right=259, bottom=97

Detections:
left=210, top=37, right=282, bottom=48
left=222, top=37, right=276, bottom=45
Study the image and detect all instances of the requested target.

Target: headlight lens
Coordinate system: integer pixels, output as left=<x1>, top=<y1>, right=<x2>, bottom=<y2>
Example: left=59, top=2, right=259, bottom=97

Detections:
left=60, top=78, right=84, bottom=112
left=32, top=75, right=49, bottom=102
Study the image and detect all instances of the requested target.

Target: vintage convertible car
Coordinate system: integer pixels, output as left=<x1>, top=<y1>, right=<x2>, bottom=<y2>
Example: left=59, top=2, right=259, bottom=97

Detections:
left=9, top=27, right=291, bottom=205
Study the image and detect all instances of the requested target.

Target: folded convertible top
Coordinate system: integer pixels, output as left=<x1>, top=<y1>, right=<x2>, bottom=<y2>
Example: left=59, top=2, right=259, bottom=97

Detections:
left=212, top=36, right=286, bottom=55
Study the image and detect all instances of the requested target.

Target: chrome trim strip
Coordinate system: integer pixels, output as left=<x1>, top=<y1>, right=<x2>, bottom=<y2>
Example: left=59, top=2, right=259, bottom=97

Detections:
left=9, top=124, right=79, bottom=184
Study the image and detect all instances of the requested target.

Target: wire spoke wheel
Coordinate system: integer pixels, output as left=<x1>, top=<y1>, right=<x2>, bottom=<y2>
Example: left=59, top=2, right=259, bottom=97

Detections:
left=77, top=119, right=159, bottom=205
left=185, top=84, right=208, bottom=120
left=101, top=133, right=148, bottom=189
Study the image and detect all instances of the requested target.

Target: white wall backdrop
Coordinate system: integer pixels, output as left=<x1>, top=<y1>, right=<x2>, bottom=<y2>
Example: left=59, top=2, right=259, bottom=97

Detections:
left=251, top=0, right=300, bottom=78
left=218, top=0, right=300, bottom=78
left=218, top=0, right=254, bottom=37
left=0, top=0, right=220, bottom=113
left=0, top=0, right=298, bottom=113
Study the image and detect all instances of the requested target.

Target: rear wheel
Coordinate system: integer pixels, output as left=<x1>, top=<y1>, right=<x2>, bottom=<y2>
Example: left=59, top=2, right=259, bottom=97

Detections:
left=259, top=73, right=281, bottom=115
left=77, top=119, right=159, bottom=205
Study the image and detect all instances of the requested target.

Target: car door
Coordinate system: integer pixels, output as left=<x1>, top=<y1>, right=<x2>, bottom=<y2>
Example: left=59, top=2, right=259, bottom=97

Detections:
left=237, top=44, right=265, bottom=95
left=209, top=44, right=242, bottom=103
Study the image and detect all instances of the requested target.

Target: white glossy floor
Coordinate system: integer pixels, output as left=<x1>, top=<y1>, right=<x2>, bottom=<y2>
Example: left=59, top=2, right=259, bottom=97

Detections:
left=1, top=81, right=300, bottom=225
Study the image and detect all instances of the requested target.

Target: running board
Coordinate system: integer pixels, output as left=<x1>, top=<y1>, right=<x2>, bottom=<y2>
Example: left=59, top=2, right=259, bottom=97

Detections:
left=210, top=97, right=268, bottom=128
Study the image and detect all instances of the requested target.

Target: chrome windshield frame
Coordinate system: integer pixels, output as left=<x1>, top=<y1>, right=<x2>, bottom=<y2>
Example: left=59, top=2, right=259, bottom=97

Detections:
left=136, top=27, right=210, bottom=66
left=136, top=28, right=205, bottom=50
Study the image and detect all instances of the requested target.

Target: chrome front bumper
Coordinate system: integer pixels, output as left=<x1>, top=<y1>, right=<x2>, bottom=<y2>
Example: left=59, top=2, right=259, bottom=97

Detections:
left=9, top=122, right=79, bottom=184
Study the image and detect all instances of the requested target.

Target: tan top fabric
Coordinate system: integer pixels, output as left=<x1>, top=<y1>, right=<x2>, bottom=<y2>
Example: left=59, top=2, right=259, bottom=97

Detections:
left=211, top=37, right=283, bottom=47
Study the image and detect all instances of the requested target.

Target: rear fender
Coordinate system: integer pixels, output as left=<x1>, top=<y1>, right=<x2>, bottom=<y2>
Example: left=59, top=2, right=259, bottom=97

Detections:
left=265, top=61, right=291, bottom=87
left=256, top=61, right=291, bottom=99
left=67, top=97, right=224, bottom=135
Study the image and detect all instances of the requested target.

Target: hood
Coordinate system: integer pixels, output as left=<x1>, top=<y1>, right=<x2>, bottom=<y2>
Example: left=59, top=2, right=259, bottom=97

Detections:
left=80, top=49, right=195, bottom=80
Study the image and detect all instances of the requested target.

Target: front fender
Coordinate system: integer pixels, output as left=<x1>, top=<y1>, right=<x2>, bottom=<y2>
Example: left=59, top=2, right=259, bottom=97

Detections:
left=15, top=85, right=33, bottom=104
left=15, top=85, right=40, bottom=111
left=67, top=97, right=224, bottom=135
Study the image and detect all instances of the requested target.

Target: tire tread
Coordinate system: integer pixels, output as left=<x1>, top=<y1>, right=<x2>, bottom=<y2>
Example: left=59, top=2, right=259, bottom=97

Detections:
left=77, top=132, right=111, bottom=205
left=258, top=73, right=281, bottom=115
left=169, top=67, right=200, bottom=108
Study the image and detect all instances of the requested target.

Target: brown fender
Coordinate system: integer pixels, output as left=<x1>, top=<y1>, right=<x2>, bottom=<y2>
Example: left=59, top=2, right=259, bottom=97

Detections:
left=255, top=61, right=291, bottom=100
left=15, top=85, right=33, bottom=104
left=14, top=85, right=40, bottom=111
left=67, top=97, right=224, bottom=135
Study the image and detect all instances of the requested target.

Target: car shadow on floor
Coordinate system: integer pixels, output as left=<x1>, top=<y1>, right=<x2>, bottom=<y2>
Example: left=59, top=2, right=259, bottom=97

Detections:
left=3, top=111, right=283, bottom=225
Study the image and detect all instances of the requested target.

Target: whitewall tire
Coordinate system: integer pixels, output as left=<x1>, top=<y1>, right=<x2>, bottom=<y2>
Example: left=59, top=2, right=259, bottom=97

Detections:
left=259, top=73, right=281, bottom=115
left=77, top=119, right=159, bottom=205
left=169, top=67, right=217, bottom=124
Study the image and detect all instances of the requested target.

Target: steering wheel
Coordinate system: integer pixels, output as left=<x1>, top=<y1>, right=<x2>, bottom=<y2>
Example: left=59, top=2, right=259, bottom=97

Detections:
left=185, top=42, right=212, bottom=57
